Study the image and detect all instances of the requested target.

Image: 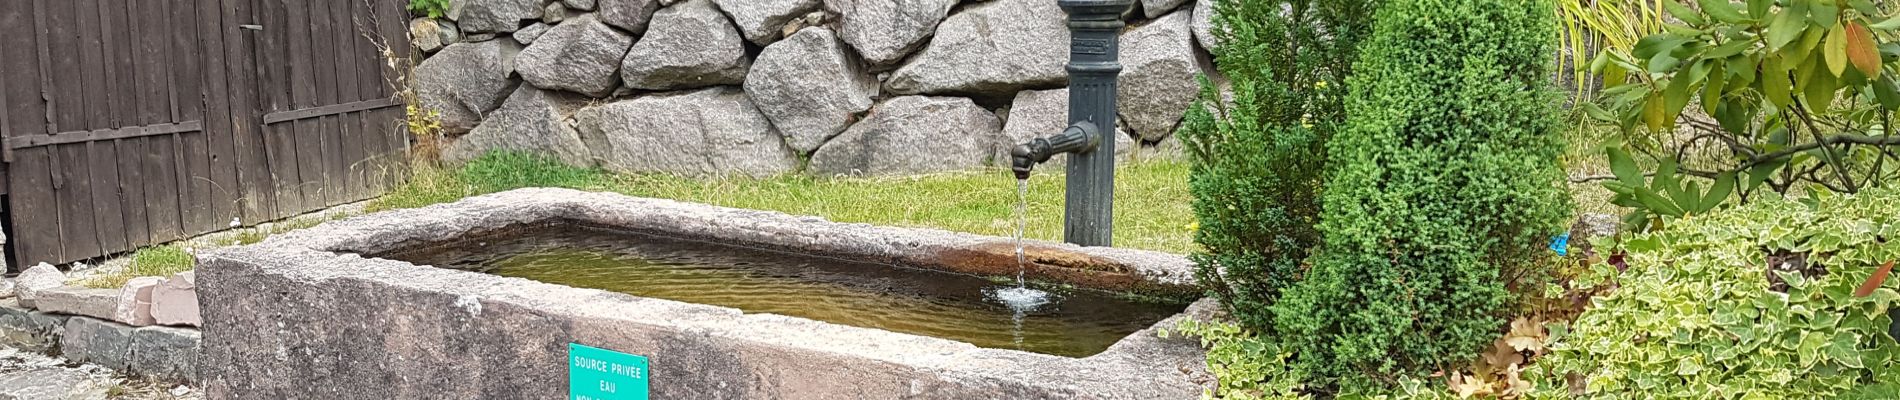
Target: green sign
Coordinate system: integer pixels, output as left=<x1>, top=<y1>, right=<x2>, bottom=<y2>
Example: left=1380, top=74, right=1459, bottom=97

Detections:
left=569, top=343, right=649, bottom=400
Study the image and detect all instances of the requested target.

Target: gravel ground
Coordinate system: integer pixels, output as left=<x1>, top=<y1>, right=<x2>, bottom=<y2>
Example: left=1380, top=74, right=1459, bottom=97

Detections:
left=0, top=345, right=199, bottom=400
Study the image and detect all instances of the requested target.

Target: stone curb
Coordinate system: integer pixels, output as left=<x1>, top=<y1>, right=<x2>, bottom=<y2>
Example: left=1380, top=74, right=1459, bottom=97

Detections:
left=265, top=188, right=1200, bottom=295
left=0, top=300, right=200, bottom=385
left=0, top=299, right=68, bottom=354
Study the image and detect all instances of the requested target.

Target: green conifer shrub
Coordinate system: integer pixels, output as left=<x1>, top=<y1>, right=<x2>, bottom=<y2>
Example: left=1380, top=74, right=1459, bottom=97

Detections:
left=1178, top=0, right=1375, bottom=331
left=1269, top=0, right=1573, bottom=387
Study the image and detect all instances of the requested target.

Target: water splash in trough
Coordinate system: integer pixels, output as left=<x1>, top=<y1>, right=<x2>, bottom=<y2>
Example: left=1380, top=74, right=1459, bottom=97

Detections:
left=991, top=178, right=1055, bottom=346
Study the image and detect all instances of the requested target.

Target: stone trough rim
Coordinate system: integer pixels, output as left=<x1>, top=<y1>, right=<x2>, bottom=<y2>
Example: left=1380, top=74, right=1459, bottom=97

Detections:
left=202, top=188, right=1214, bottom=396
left=258, top=187, right=1200, bottom=294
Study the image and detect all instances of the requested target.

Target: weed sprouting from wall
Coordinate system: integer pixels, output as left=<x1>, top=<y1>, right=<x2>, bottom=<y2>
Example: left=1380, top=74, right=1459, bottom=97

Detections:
left=362, top=5, right=438, bottom=189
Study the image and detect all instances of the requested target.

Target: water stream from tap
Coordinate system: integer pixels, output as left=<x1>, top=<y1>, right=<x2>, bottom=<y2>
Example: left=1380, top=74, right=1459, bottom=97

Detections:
left=1014, top=178, right=1029, bottom=286
left=986, top=178, right=1052, bottom=349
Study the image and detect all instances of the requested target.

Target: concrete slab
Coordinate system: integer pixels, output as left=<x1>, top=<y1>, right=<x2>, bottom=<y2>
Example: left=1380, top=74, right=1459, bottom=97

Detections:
left=33, top=287, right=118, bottom=321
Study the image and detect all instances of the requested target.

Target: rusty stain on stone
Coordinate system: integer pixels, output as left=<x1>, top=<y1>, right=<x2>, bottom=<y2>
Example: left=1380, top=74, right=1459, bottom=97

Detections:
left=919, top=242, right=1146, bottom=291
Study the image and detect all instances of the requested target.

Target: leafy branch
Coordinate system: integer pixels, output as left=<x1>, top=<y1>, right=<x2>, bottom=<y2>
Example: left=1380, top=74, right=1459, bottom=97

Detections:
left=1583, top=0, right=1900, bottom=230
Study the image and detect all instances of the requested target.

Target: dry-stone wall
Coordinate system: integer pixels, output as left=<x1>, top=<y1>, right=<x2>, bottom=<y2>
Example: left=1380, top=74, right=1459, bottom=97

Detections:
left=413, top=0, right=1214, bottom=177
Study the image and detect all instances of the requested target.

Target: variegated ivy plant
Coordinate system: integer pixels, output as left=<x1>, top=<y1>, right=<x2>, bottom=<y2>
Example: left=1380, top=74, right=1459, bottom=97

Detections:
left=1536, top=188, right=1900, bottom=399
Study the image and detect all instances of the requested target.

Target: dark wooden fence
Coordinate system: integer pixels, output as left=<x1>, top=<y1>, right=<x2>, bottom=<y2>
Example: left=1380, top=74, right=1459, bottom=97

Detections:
left=0, top=0, right=413, bottom=269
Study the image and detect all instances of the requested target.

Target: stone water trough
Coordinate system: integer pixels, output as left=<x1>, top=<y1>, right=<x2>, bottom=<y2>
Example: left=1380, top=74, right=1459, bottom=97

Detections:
left=197, top=188, right=1214, bottom=399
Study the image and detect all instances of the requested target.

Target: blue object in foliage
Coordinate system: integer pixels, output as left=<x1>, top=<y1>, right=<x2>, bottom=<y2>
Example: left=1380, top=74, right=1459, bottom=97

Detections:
left=1549, top=233, right=1570, bottom=257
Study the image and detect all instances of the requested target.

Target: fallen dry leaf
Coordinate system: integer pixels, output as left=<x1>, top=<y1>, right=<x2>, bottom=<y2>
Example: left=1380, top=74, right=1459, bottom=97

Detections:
left=1449, top=372, right=1495, bottom=399
left=1504, top=318, right=1547, bottom=355
left=1854, top=260, right=1895, bottom=297
left=1501, top=364, right=1534, bottom=398
left=1479, top=340, right=1524, bottom=376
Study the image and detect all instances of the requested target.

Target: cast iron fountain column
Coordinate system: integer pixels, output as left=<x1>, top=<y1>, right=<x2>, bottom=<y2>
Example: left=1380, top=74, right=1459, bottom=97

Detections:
left=1009, top=0, right=1129, bottom=247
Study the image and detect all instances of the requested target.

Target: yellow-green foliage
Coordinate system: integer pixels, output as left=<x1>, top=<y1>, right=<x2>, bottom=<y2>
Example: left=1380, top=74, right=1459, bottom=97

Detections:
left=1554, top=0, right=1667, bottom=102
left=1541, top=188, right=1900, bottom=399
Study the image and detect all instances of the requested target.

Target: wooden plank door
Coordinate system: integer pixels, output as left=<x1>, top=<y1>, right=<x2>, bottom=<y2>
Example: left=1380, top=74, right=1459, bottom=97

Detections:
left=0, top=0, right=411, bottom=270
left=251, top=0, right=408, bottom=217
left=0, top=0, right=236, bottom=267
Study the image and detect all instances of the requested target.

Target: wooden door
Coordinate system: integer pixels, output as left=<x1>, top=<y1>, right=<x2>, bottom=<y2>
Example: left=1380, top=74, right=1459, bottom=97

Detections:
left=0, top=0, right=412, bottom=269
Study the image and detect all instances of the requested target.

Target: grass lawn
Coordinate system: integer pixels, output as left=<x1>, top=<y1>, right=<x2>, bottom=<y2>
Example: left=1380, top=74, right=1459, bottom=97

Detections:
left=370, top=152, right=1199, bottom=254
left=79, top=245, right=197, bottom=288
left=371, top=132, right=1625, bottom=257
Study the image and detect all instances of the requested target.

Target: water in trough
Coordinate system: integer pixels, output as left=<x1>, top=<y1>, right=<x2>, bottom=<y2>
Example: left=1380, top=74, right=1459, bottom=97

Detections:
left=387, top=224, right=1186, bottom=357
